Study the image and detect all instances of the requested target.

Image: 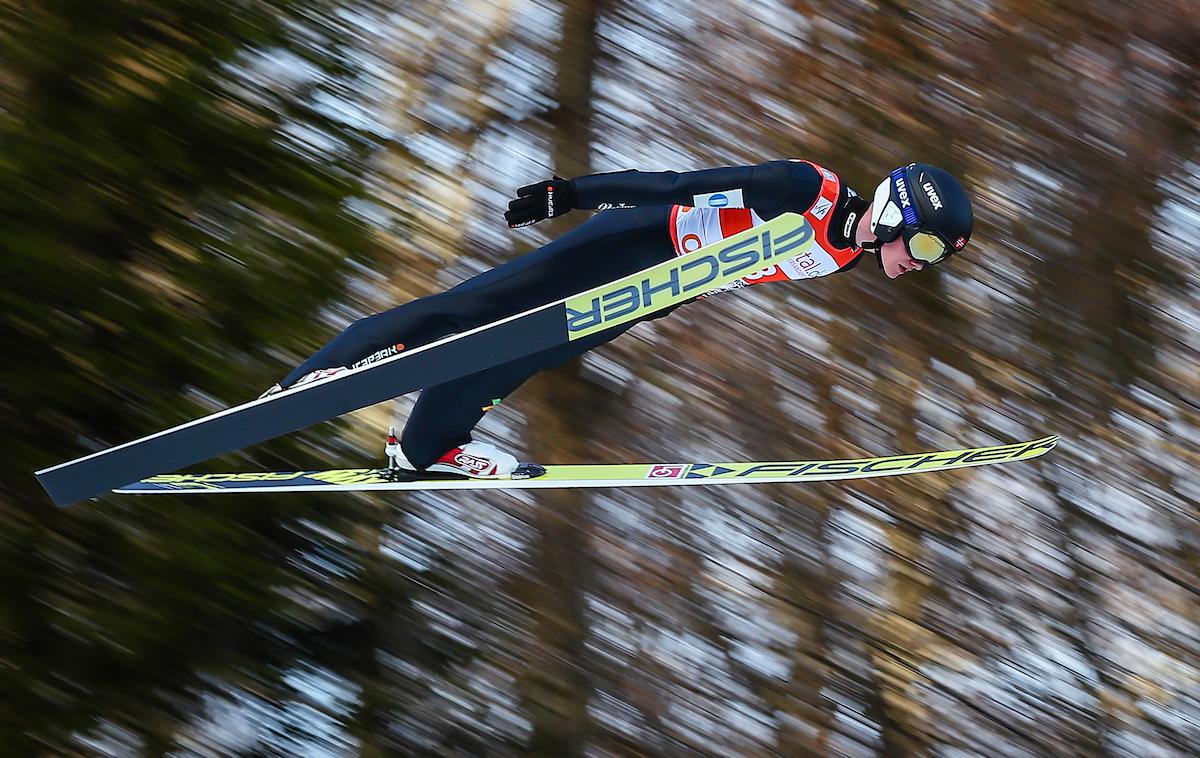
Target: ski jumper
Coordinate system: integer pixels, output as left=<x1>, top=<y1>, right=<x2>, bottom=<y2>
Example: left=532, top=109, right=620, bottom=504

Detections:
left=281, top=160, right=866, bottom=468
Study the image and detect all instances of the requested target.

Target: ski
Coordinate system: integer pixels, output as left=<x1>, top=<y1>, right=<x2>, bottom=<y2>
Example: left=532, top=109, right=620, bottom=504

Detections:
left=35, top=212, right=815, bottom=506
left=113, top=435, right=1057, bottom=496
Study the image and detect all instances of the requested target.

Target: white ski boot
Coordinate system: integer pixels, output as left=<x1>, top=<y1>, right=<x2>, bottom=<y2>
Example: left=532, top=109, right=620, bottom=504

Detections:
left=384, top=427, right=543, bottom=480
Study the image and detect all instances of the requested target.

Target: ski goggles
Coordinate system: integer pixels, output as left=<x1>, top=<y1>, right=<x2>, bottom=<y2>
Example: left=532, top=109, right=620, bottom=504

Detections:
left=870, top=167, right=955, bottom=265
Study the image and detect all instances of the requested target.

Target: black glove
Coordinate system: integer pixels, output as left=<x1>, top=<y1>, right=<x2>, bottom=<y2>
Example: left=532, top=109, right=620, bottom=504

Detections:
left=505, top=176, right=577, bottom=228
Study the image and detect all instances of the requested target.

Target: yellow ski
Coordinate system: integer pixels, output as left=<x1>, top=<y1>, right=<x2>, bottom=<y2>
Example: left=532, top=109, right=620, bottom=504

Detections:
left=114, top=436, right=1058, bottom=495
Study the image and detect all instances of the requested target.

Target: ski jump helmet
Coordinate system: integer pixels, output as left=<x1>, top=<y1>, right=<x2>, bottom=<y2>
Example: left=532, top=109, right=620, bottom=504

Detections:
left=869, top=163, right=973, bottom=264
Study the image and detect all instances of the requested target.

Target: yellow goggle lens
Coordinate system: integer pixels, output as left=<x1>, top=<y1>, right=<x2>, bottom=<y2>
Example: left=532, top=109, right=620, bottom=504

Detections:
left=908, top=232, right=949, bottom=263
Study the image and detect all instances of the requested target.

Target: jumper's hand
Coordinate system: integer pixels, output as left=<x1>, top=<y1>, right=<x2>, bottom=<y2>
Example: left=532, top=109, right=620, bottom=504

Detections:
left=505, top=176, right=577, bottom=227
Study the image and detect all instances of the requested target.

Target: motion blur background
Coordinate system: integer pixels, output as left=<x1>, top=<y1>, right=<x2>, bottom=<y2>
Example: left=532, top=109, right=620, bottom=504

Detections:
left=2, top=1, right=1197, bottom=755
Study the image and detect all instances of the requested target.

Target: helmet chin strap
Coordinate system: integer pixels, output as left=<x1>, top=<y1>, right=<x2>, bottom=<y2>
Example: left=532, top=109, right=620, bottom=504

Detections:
left=859, top=184, right=894, bottom=270
left=847, top=195, right=884, bottom=269
left=858, top=234, right=885, bottom=269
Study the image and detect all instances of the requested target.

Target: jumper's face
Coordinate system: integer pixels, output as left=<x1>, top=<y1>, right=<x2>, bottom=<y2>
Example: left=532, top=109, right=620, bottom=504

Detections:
left=880, top=237, right=925, bottom=279
left=856, top=201, right=927, bottom=279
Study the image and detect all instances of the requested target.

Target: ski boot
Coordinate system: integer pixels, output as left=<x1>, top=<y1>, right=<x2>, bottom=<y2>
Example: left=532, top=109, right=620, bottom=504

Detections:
left=384, top=427, right=545, bottom=480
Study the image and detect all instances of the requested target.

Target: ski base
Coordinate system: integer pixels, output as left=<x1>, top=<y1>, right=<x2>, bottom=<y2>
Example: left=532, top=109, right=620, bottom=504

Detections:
left=113, top=436, right=1058, bottom=495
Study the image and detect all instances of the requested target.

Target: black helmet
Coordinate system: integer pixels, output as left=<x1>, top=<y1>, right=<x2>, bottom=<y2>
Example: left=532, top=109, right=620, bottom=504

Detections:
left=868, top=163, right=973, bottom=264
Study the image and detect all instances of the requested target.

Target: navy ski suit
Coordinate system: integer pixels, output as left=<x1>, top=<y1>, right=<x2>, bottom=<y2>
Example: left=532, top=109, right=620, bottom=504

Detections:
left=282, top=160, right=864, bottom=468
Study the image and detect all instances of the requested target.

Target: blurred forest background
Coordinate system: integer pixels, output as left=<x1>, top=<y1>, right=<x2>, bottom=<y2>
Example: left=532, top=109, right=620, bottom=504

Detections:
left=2, top=0, right=1198, bottom=755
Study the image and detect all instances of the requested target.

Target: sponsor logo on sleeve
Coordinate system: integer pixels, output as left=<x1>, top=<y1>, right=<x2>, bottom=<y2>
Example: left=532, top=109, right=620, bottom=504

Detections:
left=693, top=189, right=744, bottom=209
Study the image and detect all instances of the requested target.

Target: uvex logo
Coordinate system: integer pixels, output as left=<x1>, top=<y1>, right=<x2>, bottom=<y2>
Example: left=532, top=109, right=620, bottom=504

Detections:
left=895, top=177, right=911, bottom=208
left=922, top=182, right=943, bottom=210
left=566, top=220, right=815, bottom=337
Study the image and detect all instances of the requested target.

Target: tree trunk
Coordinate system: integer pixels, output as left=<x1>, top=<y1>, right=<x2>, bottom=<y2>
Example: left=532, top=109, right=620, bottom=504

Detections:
left=517, top=1, right=606, bottom=755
